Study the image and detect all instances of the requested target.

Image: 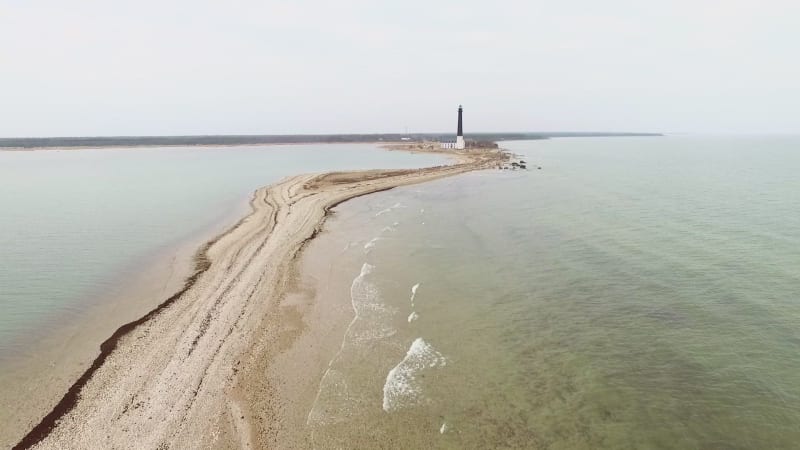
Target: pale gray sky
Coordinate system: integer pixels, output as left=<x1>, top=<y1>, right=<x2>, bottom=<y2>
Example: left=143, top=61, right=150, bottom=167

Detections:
left=1, top=0, right=798, bottom=137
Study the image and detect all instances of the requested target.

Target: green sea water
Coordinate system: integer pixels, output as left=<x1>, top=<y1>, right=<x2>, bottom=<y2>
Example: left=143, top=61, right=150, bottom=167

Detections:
left=307, top=136, right=800, bottom=449
left=0, top=144, right=445, bottom=363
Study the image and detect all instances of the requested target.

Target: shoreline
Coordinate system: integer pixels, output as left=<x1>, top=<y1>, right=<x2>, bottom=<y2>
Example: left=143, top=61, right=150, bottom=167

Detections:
left=0, top=141, right=400, bottom=152
left=0, top=182, right=257, bottom=449
left=0, top=133, right=664, bottom=152
left=12, top=200, right=254, bottom=450
left=14, top=147, right=507, bottom=449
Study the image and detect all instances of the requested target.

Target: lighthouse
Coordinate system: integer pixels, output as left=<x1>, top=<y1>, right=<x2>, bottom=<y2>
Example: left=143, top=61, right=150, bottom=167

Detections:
left=439, top=105, right=467, bottom=150
left=455, top=105, right=465, bottom=150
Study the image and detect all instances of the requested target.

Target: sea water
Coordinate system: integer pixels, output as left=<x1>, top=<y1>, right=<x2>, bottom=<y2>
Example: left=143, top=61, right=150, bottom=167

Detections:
left=0, top=144, right=445, bottom=364
left=306, top=136, right=800, bottom=448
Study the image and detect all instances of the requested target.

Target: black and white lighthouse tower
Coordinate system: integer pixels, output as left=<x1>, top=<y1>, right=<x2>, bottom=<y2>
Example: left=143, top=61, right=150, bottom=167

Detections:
left=455, top=105, right=465, bottom=150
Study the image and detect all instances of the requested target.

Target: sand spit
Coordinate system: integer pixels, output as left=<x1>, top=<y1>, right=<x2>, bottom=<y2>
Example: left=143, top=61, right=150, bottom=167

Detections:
left=14, top=148, right=506, bottom=449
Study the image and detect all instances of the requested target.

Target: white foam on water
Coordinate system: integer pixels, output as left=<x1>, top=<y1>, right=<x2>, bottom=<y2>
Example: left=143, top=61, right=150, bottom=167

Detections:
left=374, top=202, right=405, bottom=217
left=350, top=264, right=396, bottom=320
left=382, top=338, right=447, bottom=412
left=440, top=422, right=448, bottom=434
left=357, top=300, right=394, bottom=315
left=393, top=221, right=399, bottom=226
left=306, top=369, right=354, bottom=426
left=357, top=262, right=374, bottom=278
left=307, top=262, right=382, bottom=426
left=407, top=311, right=419, bottom=323
left=410, top=283, right=420, bottom=306
left=351, top=323, right=397, bottom=343
left=364, top=237, right=380, bottom=251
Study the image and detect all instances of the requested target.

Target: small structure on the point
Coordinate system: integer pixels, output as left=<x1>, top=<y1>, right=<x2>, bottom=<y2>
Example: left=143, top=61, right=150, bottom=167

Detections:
left=440, top=105, right=466, bottom=150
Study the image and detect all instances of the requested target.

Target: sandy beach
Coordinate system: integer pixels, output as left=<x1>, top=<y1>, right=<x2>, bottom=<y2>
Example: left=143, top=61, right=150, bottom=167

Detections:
left=12, top=146, right=506, bottom=449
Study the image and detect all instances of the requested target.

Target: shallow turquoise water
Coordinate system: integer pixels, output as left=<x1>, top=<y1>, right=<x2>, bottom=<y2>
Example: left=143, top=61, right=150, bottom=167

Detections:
left=308, top=136, right=800, bottom=448
left=0, top=144, right=445, bottom=362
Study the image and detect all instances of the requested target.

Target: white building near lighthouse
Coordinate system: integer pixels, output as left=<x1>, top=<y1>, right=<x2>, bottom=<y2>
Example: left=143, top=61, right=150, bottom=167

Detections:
left=441, top=105, right=465, bottom=150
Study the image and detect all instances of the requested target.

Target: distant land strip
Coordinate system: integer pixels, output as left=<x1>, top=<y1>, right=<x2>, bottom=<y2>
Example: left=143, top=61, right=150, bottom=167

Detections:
left=0, top=132, right=662, bottom=149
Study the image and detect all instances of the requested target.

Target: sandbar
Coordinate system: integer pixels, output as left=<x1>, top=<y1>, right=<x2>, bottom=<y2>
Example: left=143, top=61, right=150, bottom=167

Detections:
left=13, top=146, right=507, bottom=449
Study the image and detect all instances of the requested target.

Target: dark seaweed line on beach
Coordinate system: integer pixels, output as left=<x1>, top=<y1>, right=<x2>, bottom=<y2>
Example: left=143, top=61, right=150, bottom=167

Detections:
left=13, top=177, right=400, bottom=449
left=11, top=191, right=264, bottom=450
left=13, top=162, right=480, bottom=448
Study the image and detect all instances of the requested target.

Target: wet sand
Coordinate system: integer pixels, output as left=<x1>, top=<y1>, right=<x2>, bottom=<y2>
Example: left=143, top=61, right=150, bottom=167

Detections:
left=13, top=147, right=506, bottom=449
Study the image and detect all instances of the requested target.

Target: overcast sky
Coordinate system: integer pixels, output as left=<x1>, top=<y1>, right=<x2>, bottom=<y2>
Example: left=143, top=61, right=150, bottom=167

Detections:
left=1, top=0, right=798, bottom=137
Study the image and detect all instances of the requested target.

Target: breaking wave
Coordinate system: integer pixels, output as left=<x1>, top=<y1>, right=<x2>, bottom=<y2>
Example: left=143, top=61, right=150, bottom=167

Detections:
left=307, top=262, right=396, bottom=426
left=410, top=283, right=420, bottom=306
left=349, top=263, right=396, bottom=342
left=364, top=237, right=380, bottom=251
left=382, top=338, right=447, bottom=412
